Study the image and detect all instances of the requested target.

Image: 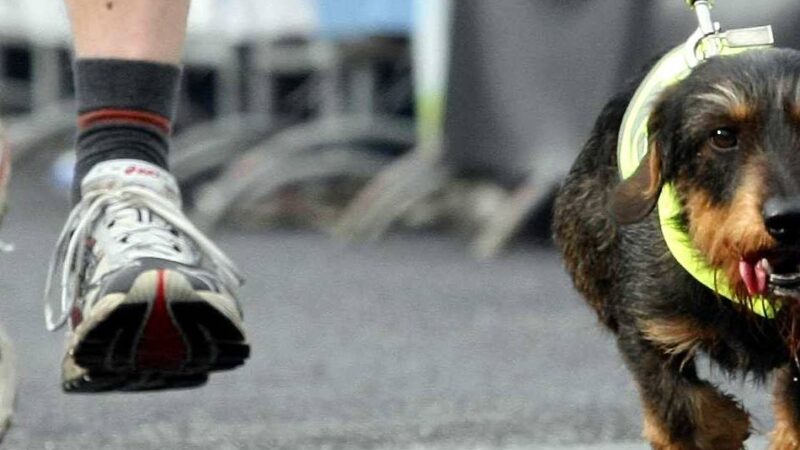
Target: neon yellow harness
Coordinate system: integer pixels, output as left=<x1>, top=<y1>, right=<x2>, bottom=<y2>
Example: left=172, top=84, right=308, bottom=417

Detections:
left=616, top=27, right=776, bottom=317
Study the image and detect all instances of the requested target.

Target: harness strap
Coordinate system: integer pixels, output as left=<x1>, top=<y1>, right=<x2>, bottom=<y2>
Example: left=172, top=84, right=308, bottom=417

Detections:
left=616, top=23, right=775, bottom=317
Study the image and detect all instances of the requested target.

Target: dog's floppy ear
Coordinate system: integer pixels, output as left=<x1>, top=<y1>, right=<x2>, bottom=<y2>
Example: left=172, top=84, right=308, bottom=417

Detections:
left=610, top=143, right=663, bottom=224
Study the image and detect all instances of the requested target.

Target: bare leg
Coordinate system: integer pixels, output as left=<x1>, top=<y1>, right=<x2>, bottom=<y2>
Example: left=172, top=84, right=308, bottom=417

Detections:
left=65, top=0, right=190, bottom=62
left=64, top=0, right=191, bottom=201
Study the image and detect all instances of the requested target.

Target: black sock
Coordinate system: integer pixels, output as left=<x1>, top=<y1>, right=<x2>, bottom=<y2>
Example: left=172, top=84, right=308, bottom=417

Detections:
left=72, top=58, right=181, bottom=202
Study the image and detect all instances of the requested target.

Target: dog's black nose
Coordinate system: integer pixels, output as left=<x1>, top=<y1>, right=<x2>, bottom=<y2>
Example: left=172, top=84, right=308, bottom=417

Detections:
left=763, top=197, right=800, bottom=243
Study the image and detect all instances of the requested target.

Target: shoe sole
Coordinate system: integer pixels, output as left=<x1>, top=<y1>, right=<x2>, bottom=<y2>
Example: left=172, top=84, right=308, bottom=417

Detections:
left=62, top=269, right=249, bottom=393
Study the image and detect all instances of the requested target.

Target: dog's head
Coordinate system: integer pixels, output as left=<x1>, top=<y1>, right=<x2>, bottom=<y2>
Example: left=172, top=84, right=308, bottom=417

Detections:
left=613, top=48, right=800, bottom=301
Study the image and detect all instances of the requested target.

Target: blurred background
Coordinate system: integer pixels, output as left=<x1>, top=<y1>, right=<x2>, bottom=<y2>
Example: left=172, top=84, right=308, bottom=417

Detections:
left=0, top=1, right=799, bottom=448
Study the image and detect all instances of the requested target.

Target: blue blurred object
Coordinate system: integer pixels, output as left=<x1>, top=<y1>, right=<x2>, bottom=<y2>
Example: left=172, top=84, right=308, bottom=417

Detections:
left=314, top=0, right=413, bottom=38
left=50, top=150, right=75, bottom=198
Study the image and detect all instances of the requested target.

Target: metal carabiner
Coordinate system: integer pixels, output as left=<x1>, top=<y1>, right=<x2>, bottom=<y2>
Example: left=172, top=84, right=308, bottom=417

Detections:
left=688, top=0, right=717, bottom=36
left=684, top=0, right=721, bottom=62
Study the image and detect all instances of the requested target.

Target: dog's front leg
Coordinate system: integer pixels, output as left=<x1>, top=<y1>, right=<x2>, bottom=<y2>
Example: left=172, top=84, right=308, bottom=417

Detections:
left=617, top=326, right=750, bottom=450
left=771, top=365, right=800, bottom=449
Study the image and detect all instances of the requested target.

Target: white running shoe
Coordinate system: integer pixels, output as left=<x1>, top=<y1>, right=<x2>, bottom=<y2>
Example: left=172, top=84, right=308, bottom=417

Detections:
left=45, top=159, right=249, bottom=392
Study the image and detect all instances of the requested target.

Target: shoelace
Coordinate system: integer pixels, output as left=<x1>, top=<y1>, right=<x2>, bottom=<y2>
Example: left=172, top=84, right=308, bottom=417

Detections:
left=44, top=185, right=244, bottom=331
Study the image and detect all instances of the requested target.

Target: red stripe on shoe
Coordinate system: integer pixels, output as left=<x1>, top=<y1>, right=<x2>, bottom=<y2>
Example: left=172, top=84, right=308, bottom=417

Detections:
left=79, top=109, right=172, bottom=134
left=136, top=270, right=188, bottom=369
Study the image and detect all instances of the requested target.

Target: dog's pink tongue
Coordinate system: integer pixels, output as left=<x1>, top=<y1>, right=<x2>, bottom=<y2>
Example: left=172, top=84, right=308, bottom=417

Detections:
left=739, top=259, right=768, bottom=296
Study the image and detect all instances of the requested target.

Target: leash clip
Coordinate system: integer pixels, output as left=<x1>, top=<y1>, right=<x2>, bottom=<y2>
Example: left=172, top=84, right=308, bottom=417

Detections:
left=684, top=0, right=773, bottom=67
left=690, top=0, right=717, bottom=37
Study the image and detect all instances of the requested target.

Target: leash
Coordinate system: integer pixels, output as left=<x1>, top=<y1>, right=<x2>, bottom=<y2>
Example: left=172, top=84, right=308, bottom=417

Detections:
left=617, top=1, right=776, bottom=317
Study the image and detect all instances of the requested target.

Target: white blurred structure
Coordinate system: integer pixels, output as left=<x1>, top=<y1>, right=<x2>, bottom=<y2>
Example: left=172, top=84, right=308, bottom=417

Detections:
left=0, top=0, right=69, bottom=45
left=188, top=0, right=317, bottom=41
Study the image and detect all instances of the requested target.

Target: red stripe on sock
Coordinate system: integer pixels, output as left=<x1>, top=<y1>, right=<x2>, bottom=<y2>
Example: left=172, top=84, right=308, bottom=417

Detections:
left=79, top=109, right=172, bottom=134
left=137, top=270, right=187, bottom=370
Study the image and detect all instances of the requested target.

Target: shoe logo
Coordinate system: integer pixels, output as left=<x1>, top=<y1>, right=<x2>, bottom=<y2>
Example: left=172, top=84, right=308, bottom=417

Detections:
left=125, top=166, right=159, bottom=177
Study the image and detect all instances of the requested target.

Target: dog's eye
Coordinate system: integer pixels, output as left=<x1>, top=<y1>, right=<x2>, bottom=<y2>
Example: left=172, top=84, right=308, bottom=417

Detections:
left=709, top=128, right=738, bottom=152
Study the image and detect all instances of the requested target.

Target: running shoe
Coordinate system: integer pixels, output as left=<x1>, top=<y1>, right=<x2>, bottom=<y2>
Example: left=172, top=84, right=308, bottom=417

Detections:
left=45, top=159, right=249, bottom=392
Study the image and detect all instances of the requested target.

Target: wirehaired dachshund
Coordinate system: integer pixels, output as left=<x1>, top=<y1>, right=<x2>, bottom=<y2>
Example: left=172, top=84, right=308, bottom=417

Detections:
left=554, top=48, right=800, bottom=449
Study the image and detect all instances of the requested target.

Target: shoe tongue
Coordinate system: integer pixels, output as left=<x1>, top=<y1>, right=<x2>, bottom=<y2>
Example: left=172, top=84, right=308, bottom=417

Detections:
left=80, top=159, right=181, bottom=206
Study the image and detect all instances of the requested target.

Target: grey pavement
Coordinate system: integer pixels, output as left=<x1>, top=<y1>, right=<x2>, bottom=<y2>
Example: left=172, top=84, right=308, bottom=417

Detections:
left=0, top=157, right=778, bottom=448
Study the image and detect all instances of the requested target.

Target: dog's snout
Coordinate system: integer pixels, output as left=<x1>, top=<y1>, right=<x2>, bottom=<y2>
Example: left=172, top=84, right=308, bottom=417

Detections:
left=763, top=197, right=800, bottom=243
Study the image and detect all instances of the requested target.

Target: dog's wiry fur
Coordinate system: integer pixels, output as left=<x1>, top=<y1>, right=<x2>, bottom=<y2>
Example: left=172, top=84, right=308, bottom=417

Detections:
left=554, top=48, right=800, bottom=449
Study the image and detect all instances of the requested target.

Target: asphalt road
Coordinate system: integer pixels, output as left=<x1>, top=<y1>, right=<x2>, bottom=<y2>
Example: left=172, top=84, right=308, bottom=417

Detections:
left=0, top=157, right=777, bottom=449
